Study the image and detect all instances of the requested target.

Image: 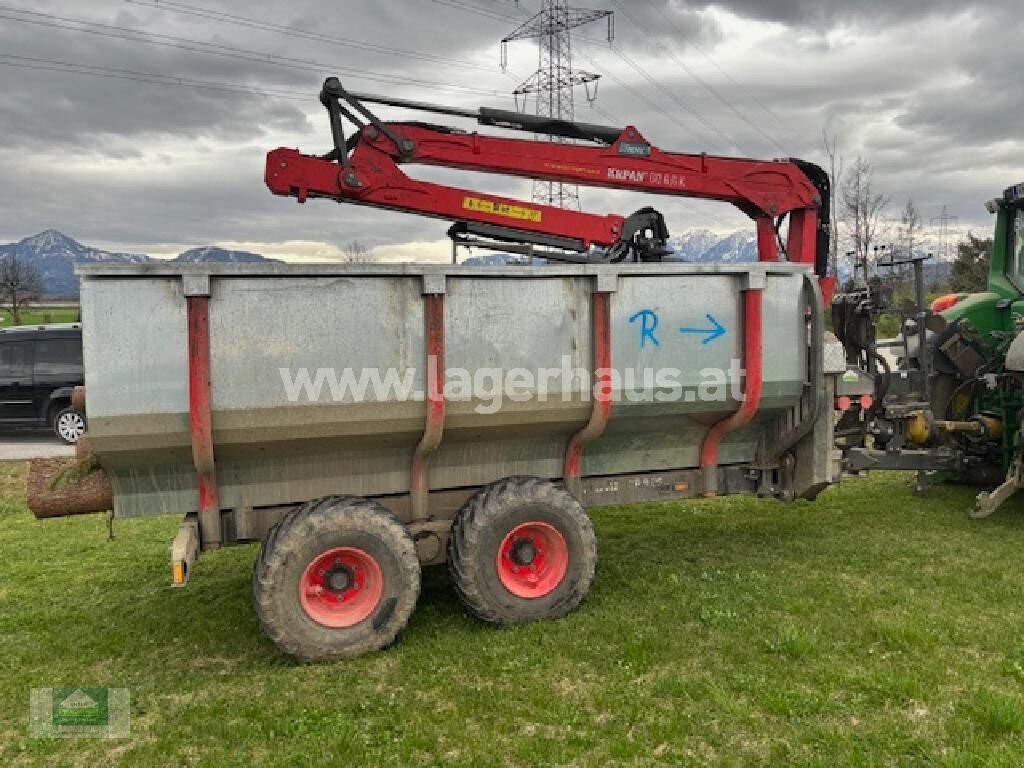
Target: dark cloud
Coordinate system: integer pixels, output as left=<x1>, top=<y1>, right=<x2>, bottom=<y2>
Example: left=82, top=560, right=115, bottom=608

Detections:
left=0, top=0, right=1020, bottom=255
left=674, top=0, right=1015, bottom=27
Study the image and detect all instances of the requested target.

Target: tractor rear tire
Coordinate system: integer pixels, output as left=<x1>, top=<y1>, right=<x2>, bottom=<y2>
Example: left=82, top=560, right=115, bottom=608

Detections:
left=253, top=496, right=421, bottom=662
left=447, top=476, right=597, bottom=626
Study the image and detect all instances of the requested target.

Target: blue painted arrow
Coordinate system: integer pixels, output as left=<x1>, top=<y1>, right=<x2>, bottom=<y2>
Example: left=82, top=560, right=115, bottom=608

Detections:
left=679, top=314, right=726, bottom=345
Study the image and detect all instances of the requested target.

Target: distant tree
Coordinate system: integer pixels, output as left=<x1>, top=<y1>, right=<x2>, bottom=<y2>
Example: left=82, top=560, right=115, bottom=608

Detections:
left=0, top=254, right=44, bottom=324
left=341, top=240, right=371, bottom=263
left=949, top=233, right=992, bottom=293
left=899, top=199, right=922, bottom=261
left=841, top=156, right=889, bottom=283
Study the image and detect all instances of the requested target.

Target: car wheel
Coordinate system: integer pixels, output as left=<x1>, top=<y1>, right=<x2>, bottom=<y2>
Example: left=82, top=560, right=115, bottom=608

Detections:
left=53, top=406, right=86, bottom=444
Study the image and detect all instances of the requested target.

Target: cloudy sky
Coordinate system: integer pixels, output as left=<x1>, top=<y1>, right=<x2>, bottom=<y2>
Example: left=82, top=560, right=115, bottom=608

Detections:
left=0, top=0, right=1019, bottom=261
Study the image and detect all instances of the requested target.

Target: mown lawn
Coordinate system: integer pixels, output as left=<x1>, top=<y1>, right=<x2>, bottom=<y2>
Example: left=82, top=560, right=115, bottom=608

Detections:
left=3, top=462, right=1024, bottom=766
left=0, top=308, right=80, bottom=328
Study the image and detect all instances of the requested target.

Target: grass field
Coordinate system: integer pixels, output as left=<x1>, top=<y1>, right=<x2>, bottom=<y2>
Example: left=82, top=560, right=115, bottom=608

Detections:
left=3, top=463, right=1024, bottom=766
left=0, top=308, right=80, bottom=328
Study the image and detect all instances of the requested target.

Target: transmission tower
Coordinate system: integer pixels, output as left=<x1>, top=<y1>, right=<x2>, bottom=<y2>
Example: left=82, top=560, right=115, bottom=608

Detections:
left=931, top=206, right=959, bottom=261
left=501, top=1, right=613, bottom=209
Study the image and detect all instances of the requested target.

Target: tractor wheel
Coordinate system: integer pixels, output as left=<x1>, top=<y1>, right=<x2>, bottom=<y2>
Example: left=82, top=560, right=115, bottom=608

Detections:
left=447, top=476, right=597, bottom=626
left=253, top=496, right=420, bottom=662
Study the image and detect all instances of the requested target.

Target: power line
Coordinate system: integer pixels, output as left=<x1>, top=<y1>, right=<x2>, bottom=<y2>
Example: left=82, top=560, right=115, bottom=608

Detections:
left=589, top=41, right=729, bottom=149
left=931, top=206, right=959, bottom=261
left=432, top=0, right=522, bottom=22
left=611, top=0, right=786, bottom=155
left=0, top=53, right=309, bottom=101
left=501, top=1, right=613, bottom=209
left=4, top=0, right=745, bottom=236
left=637, top=0, right=802, bottom=144
left=124, top=0, right=499, bottom=74
left=491, top=0, right=741, bottom=230
left=0, top=5, right=508, bottom=98
left=501, top=0, right=728, bottom=149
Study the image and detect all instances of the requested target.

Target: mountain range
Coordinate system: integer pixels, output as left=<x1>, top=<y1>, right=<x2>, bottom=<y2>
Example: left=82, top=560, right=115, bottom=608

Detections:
left=0, top=230, right=280, bottom=297
left=3, top=229, right=952, bottom=298
left=464, top=228, right=954, bottom=285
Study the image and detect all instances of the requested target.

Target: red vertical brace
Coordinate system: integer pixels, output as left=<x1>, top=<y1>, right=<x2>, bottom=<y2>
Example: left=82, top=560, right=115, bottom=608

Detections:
left=699, top=288, right=764, bottom=497
left=564, top=291, right=612, bottom=494
left=187, top=295, right=221, bottom=548
left=411, top=293, right=446, bottom=520
left=786, top=209, right=818, bottom=268
left=785, top=209, right=835, bottom=304
left=756, top=217, right=778, bottom=262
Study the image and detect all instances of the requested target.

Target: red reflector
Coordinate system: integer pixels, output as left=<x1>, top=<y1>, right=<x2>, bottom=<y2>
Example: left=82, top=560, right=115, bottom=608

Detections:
left=836, top=396, right=852, bottom=411
left=859, top=394, right=874, bottom=409
left=930, top=294, right=960, bottom=313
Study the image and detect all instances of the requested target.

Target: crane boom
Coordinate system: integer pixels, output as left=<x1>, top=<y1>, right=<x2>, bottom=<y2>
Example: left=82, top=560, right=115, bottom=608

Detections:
left=266, top=77, right=830, bottom=269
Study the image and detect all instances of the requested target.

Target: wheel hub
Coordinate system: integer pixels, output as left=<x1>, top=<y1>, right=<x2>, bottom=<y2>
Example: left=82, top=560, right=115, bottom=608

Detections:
left=496, top=521, right=569, bottom=599
left=299, top=546, right=383, bottom=628
left=509, top=538, right=536, bottom=566
left=57, top=411, right=85, bottom=442
left=325, top=566, right=353, bottom=593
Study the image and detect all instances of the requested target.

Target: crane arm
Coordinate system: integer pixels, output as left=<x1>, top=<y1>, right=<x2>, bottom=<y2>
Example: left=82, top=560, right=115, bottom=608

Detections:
left=265, top=77, right=830, bottom=268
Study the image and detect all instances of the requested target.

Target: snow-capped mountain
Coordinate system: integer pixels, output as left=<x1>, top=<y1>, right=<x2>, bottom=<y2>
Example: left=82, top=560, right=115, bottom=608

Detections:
left=667, top=229, right=740, bottom=262
left=7, top=229, right=150, bottom=264
left=461, top=229, right=760, bottom=266
left=5, top=228, right=949, bottom=298
left=0, top=231, right=280, bottom=297
left=173, top=246, right=271, bottom=264
left=670, top=229, right=757, bottom=263
left=0, top=230, right=150, bottom=297
left=461, top=252, right=533, bottom=266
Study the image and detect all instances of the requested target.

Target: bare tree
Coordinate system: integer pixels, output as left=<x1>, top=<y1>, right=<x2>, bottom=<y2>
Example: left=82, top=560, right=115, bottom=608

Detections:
left=341, top=240, right=371, bottom=263
left=841, top=156, right=889, bottom=283
left=822, top=129, right=843, bottom=277
left=0, top=254, right=44, bottom=324
left=899, top=199, right=922, bottom=263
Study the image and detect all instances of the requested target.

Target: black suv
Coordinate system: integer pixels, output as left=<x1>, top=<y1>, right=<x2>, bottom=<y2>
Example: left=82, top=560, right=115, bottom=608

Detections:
left=0, top=323, right=85, bottom=444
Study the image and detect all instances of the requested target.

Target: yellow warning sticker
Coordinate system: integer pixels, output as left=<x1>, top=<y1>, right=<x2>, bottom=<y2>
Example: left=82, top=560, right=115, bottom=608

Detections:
left=462, top=196, right=542, bottom=223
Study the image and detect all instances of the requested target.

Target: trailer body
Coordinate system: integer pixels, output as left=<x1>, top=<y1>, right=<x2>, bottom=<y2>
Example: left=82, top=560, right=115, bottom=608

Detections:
left=29, top=259, right=842, bottom=660
left=77, top=260, right=832, bottom=515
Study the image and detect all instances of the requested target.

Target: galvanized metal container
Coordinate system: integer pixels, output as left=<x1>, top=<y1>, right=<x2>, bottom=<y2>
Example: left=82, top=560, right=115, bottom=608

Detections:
left=77, top=261, right=814, bottom=519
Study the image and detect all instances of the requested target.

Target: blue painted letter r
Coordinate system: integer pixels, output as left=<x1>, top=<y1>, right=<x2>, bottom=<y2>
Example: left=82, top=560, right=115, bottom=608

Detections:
left=629, top=309, right=660, bottom=348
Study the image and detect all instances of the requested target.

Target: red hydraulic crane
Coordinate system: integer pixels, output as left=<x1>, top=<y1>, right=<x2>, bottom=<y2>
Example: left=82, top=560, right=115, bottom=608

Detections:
left=266, top=77, right=830, bottom=272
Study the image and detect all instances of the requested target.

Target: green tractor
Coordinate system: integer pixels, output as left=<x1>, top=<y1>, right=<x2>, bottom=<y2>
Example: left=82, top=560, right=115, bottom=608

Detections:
left=833, top=182, right=1024, bottom=515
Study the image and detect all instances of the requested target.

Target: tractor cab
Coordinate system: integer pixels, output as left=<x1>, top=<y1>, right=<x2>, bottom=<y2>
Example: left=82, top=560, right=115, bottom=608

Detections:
left=933, top=183, right=1024, bottom=333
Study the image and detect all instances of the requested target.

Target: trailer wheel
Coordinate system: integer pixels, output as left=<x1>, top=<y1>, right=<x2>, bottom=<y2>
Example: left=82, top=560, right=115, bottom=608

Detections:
left=448, top=476, right=596, bottom=626
left=253, top=496, right=420, bottom=662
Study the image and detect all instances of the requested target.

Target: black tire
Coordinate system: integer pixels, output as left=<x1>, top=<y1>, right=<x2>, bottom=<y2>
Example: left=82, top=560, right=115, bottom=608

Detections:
left=447, top=476, right=597, bottom=626
left=253, top=496, right=421, bottom=662
left=51, top=405, right=86, bottom=444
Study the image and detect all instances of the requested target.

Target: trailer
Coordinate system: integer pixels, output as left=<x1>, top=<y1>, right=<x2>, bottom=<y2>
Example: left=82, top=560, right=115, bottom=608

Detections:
left=27, top=77, right=853, bottom=662
left=28, top=259, right=845, bottom=661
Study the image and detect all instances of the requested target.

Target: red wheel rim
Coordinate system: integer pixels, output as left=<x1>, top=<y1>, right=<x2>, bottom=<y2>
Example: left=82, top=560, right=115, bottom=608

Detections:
left=299, top=547, right=383, bottom=628
left=496, top=522, right=569, bottom=599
